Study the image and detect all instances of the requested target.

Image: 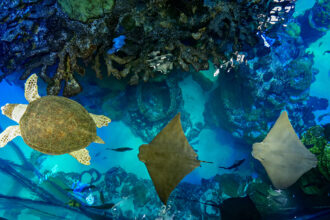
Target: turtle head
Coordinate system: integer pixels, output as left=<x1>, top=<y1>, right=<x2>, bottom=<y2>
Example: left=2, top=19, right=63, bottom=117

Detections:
left=1, top=103, right=27, bottom=123
left=1, top=104, right=16, bottom=118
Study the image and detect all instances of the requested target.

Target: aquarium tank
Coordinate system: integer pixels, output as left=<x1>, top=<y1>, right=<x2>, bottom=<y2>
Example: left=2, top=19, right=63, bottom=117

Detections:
left=0, top=0, right=329, bottom=219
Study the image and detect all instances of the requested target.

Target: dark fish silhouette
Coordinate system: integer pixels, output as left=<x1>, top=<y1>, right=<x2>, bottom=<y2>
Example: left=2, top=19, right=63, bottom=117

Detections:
left=90, top=203, right=115, bottom=209
left=219, top=159, right=245, bottom=170
left=323, top=50, right=330, bottom=55
left=106, top=147, right=133, bottom=152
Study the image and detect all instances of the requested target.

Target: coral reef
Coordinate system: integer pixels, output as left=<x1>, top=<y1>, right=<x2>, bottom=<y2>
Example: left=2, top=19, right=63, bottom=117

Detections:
left=298, top=126, right=330, bottom=196
left=57, top=0, right=115, bottom=23
left=296, top=0, right=330, bottom=45
left=204, top=18, right=328, bottom=143
left=302, top=126, right=330, bottom=181
left=0, top=0, right=295, bottom=96
left=1, top=139, right=329, bottom=220
left=246, top=181, right=298, bottom=217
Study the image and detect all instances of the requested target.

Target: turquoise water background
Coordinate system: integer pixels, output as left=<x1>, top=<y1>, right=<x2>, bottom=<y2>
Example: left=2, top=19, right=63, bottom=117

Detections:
left=0, top=0, right=329, bottom=184
left=0, top=1, right=329, bottom=218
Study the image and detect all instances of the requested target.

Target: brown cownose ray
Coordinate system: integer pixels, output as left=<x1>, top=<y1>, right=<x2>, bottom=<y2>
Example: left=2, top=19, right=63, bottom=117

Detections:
left=138, top=113, right=202, bottom=205
left=252, top=111, right=318, bottom=189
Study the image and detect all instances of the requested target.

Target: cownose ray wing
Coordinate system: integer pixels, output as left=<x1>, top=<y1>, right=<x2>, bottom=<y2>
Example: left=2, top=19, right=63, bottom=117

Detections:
left=252, top=111, right=318, bottom=189
left=138, top=113, right=202, bottom=205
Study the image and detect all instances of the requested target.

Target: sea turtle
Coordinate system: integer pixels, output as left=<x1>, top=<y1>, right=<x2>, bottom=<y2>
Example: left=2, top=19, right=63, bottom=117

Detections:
left=0, top=74, right=111, bottom=165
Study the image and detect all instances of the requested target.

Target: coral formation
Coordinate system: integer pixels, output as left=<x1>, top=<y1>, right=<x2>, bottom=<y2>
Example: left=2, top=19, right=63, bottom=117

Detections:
left=57, top=0, right=115, bottom=23
left=203, top=20, right=328, bottom=143
left=0, top=0, right=295, bottom=96
left=302, top=126, right=330, bottom=181
left=298, top=126, right=330, bottom=196
left=285, top=22, right=301, bottom=38
left=296, top=0, right=330, bottom=45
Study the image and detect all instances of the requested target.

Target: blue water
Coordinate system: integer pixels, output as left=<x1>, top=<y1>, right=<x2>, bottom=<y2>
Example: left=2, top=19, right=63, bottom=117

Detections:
left=0, top=0, right=329, bottom=219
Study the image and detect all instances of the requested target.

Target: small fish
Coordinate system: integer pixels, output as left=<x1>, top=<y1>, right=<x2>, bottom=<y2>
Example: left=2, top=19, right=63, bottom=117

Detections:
left=323, top=50, right=330, bottom=55
left=106, top=147, right=133, bottom=152
left=219, top=159, right=245, bottom=171
left=107, top=35, right=126, bottom=54
left=66, top=182, right=96, bottom=193
left=95, top=152, right=101, bottom=157
left=319, top=42, right=323, bottom=47
left=90, top=203, right=116, bottom=210
left=86, top=193, right=95, bottom=205
left=257, top=32, right=275, bottom=48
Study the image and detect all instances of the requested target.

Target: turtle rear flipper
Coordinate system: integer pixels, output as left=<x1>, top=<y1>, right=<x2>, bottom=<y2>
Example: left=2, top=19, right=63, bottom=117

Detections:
left=89, top=113, right=111, bottom=128
left=0, top=125, right=21, bottom=147
left=25, top=74, right=41, bottom=102
left=94, top=136, right=105, bottom=144
left=69, top=148, right=91, bottom=165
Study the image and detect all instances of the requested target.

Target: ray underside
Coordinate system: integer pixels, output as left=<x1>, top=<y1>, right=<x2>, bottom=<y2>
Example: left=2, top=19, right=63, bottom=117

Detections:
left=252, top=111, right=317, bottom=189
left=138, top=113, right=200, bottom=205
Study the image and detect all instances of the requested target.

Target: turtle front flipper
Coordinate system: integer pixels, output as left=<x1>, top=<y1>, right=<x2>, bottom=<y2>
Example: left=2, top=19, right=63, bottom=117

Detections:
left=0, top=125, right=21, bottom=147
left=69, top=148, right=91, bottom=165
left=25, top=74, right=41, bottom=103
left=89, top=113, right=111, bottom=128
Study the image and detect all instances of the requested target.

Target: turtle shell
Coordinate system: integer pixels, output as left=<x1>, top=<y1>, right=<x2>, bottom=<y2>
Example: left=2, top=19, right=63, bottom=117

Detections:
left=20, top=96, right=97, bottom=155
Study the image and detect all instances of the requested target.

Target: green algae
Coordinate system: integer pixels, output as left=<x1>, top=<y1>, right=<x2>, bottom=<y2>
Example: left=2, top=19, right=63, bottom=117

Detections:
left=58, top=0, right=115, bottom=22
left=285, top=22, right=301, bottom=38
left=301, top=126, right=330, bottom=180
left=299, top=125, right=330, bottom=195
